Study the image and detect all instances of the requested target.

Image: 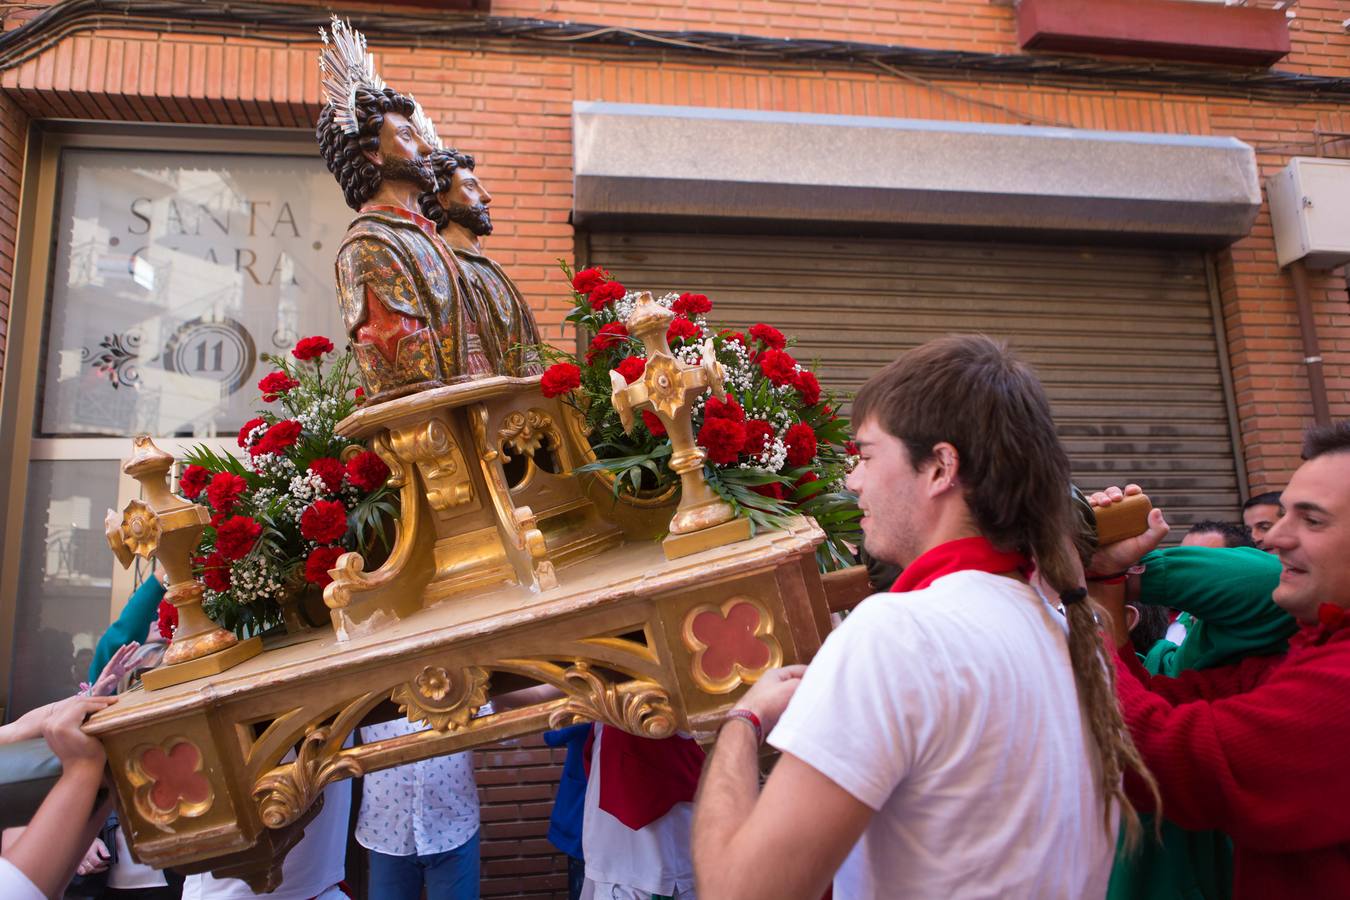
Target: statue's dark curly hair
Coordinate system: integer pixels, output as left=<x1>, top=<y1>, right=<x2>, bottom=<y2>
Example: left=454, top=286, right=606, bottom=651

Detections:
left=418, top=148, right=477, bottom=229
left=316, top=86, right=419, bottom=211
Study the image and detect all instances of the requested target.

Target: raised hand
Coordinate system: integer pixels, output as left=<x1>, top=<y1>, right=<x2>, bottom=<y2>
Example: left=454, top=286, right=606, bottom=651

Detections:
left=1087, top=484, right=1170, bottom=575
left=89, top=641, right=140, bottom=697
left=42, top=694, right=117, bottom=770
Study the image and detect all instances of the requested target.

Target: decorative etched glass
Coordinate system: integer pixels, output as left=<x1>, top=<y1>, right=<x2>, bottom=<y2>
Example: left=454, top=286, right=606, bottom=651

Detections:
left=39, top=149, right=350, bottom=438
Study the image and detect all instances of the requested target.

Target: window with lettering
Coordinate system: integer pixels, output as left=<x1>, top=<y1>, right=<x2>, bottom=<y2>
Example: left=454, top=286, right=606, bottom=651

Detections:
left=40, top=149, right=351, bottom=437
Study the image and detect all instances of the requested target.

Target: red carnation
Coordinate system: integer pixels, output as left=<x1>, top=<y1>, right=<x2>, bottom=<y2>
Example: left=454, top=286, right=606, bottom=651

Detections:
left=743, top=419, right=775, bottom=456
left=704, top=394, right=745, bottom=422
left=784, top=423, right=818, bottom=467
left=215, top=515, right=262, bottom=561
left=845, top=440, right=860, bottom=456
left=672, top=292, right=712, bottom=317
left=588, top=281, right=626, bottom=311
left=795, top=471, right=819, bottom=491
left=642, top=410, right=667, bottom=437
left=749, top=323, right=786, bottom=351
left=354, top=386, right=366, bottom=401
left=721, top=330, right=747, bottom=348
left=615, top=356, right=647, bottom=385
left=156, top=599, right=178, bottom=640
left=252, top=419, right=303, bottom=456
left=258, top=371, right=300, bottom=402
left=697, top=417, right=747, bottom=466
left=346, top=450, right=391, bottom=493
left=666, top=316, right=700, bottom=345
left=541, top=362, right=581, bottom=398
left=300, top=499, right=349, bottom=544
left=309, top=457, right=346, bottom=493
left=198, top=551, right=232, bottom=592
left=179, top=464, right=210, bottom=500
left=588, top=322, right=629, bottom=362
left=292, top=336, right=334, bottom=362
left=238, top=417, right=266, bottom=448
left=758, top=349, right=798, bottom=386
left=206, top=472, right=248, bottom=513
left=793, top=370, right=821, bottom=407
left=752, top=482, right=787, bottom=501
left=571, top=267, right=609, bottom=295
left=304, top=545, right=346, bottom=588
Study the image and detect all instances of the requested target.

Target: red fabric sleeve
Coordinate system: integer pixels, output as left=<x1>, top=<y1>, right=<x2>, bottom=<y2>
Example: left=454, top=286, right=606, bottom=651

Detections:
left=1115, top=639, right=1350, bottom=852
left=1119, top=643, right=1281, bottom=704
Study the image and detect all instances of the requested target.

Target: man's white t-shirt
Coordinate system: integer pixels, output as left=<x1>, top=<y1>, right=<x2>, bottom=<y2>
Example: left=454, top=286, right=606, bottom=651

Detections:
left=770, top=570, right=1116, bottom=899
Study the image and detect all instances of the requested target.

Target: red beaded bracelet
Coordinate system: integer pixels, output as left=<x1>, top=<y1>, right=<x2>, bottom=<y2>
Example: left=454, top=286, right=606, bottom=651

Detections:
left=723, top=708, right=764, bottom=745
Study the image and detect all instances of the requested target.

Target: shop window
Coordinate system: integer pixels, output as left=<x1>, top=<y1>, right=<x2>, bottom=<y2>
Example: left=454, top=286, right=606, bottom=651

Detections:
left=3, top=134, right=352, bottom=717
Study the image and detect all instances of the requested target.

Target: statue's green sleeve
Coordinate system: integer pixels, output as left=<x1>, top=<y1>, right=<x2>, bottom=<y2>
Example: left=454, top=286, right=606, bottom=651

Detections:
left=1136, top=545, right=1296, bottom=676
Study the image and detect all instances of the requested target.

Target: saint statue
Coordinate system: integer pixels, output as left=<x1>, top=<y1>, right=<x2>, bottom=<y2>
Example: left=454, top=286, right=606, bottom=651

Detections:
left=315, top=19, right=497, bottom=400
left=419, top=149, right=544, bottom=376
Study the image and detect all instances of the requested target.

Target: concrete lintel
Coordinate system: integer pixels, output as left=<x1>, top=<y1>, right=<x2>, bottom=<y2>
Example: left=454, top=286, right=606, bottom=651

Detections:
left=572, top=102, right=1261, bottom=245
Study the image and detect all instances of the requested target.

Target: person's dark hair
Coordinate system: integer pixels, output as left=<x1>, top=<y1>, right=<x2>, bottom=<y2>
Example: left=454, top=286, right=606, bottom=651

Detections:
left=1302, top=420, right=1350, bottom=461
left=852, top=334, right=1159, bottom=846
left=1128, top=603, right=1171, bottom=657
left=1242, top=490, right=1282, bottom=511
left=1186, top=520, right=1256, bottom=549
left=316, top=86, right=419, bottom=211
left=418, top=148, right=477, bottom=229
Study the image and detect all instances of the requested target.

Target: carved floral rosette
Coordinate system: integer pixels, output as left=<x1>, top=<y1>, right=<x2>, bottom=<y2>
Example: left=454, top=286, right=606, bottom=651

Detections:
left=391, top=665, right=490, bottom=731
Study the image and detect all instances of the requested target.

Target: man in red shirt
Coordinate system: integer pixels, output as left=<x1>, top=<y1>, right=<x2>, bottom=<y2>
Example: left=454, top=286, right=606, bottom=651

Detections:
left=1091, top=420, right=1350, bottom=900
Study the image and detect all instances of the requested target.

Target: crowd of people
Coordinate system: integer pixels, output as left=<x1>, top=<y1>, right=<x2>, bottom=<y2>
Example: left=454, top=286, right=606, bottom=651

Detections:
left=3, top=333, right=1345, bottom=899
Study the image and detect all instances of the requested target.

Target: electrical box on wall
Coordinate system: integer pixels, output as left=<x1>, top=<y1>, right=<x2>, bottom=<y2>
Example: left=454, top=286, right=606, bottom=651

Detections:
left=1266, top=157, right=1350, bottom=269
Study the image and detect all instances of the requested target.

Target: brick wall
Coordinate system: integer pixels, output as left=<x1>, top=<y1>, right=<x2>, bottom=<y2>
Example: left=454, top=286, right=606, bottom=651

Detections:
left=475, top=733, right=572, bottom=898
left=0, top=87, right=26, bottom=377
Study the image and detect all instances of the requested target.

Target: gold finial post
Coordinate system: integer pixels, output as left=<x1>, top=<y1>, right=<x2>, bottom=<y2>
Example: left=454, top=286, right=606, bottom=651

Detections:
left=609, top=294, right=753, bottom=559
left=106, top=436, right=261, bottom=689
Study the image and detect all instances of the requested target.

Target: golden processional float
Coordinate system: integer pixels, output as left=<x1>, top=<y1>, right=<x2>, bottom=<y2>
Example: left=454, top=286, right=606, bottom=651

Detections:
left=80, top=18, right=871, bottom=890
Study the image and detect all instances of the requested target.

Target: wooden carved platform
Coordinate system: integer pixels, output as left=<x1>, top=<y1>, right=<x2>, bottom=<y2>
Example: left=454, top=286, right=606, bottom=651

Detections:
left=85, top=518, right=832, bottom=887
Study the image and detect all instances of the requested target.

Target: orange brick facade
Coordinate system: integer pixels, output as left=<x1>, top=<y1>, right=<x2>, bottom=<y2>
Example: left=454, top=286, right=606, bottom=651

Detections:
left=0, top=0, right=1347, bottom=895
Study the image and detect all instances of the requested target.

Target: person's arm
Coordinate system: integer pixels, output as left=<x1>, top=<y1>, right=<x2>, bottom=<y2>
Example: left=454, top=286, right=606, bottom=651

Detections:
left=88, top=575, right=164, bottom=684
left=692, top=668, right=873, bottom=900
left=0, top=701, right=58, bottom=746
left=1135, top=546, right=1296, bottom=672
left=2, top=694, right=117, bottom=898
left=1115, top=639, right=1350, bottom=851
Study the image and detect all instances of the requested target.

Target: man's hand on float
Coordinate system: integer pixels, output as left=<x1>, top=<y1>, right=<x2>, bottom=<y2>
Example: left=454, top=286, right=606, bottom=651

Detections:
left=732, top=664, right=806, bottom=736
left=1087, top=484, right=1169, bottom=576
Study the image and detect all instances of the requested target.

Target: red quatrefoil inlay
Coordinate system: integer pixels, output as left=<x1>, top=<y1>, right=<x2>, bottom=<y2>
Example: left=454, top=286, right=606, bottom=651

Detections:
left=139, top=742, right=211, bottom=813
left=691, top=602, right=773, bottom=681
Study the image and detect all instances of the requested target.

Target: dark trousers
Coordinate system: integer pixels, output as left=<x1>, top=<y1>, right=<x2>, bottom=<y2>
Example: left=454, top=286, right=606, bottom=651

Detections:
left=366, top=829, right=480, bottom=900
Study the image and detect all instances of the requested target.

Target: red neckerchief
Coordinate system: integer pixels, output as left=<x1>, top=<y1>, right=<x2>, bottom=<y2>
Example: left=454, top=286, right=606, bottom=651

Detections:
left=890, top=535, right=1031, bottom=593
left=583, top=725, right=706, bottom=831
left=1297, top=604, right=1350, bottom=648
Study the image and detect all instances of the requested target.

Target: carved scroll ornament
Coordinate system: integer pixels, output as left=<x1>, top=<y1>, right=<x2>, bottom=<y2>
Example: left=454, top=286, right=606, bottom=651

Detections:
left=252, top=726, right=363, bottom=830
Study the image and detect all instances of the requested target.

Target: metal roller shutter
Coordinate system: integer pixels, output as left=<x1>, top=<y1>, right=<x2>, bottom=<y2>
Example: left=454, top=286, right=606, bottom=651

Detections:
left=586, top=232, right=1244, bottom=530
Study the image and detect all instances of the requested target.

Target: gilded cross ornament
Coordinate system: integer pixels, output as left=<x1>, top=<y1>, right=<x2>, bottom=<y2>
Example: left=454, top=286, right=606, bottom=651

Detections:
left=609, top=293, right=753, bottom=559
left=105, top=436, right=262, bottom=690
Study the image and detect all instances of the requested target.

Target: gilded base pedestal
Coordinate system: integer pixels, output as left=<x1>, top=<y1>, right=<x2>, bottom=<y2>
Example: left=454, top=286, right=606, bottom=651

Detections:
left=141, top=636, right=263, bottom=690
left=88, top=520, right=832, bottom=885
left=663, top=516, right=753, bottom=560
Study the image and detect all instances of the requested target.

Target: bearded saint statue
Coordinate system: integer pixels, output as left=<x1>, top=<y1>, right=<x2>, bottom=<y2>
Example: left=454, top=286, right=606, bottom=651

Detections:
left=315, top=19, right=498, bottom=401
left=419, top=149, right=543, bottom=376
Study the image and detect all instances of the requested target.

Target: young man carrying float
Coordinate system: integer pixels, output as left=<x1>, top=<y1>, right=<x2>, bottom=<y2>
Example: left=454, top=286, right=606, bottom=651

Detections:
left=691, top=334, right=1157, bottom=899
left=1089, top=422, right=1350, bottom=899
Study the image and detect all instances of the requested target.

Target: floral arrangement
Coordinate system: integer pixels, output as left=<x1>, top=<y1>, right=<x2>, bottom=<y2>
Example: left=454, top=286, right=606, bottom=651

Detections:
left=538, top=264, right=861, bottom=571
left=163, top=337, right=397, bottom=637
